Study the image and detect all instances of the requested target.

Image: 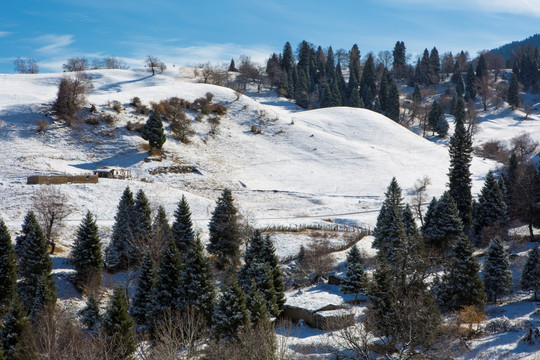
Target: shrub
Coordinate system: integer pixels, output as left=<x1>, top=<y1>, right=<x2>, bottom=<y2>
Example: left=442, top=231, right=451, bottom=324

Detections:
left=296, top=237, right=336, bottom=280
left=37, top=119, right=49, bottom=132
left=205, top=92, right=214, bottom=102
left=474, top=140, right=509, bottom=163
left=126, top=121, right=144, bottom=132
left=102, top=113, right=117, bottom=124
left=485, top=316, right=511, bottom=334
left=251, top=124, right=262, bottom=134
left=85, top=116, right=100, bottom=125
left=209, top=103, right=227, bottom=116
left=111, top=100, right=122, bottom=113
left=170, top=112, right=194, bottom=143
left=208, top=116, right=220, bottom=135
left=131, top=97, right=150, bottom=114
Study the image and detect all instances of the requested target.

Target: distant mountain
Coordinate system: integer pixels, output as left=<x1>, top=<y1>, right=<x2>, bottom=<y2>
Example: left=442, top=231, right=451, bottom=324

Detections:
left=491, top=34, right=540, bottom=60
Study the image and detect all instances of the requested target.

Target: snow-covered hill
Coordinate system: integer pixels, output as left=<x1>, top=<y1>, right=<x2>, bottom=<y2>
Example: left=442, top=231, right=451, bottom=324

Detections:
left=2, top=68, right=539, bottom=359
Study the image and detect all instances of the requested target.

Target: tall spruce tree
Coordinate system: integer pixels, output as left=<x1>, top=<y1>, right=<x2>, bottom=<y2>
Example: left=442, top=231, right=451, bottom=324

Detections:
left=133, top=189, right=152, bottom=246
left=367, top=253, right=395, bottom=342
left=152, top=205, right=171, bottom=250
left=448, top=98, right=473, bottom=229
left=465, top=64, right=476, bottom=100
left=521, top=247, right=540, bottom=301
left=473, top=171, right=508, bottom=236
left=153, top=239, right=182, bottom=318
left=360, top=54, right=376, bottom=109
left=438, top=236, right=486, bottom=310
left=429, top=47, right=440, bottom=85
left=482, top=237, right=511, bottom=303
left=0, top=217, right=16, bottom=308
left=245, top=281, right=269, bottom=327
left=80, top=294, right=101, bottom=331
left=177, top=235, right=215, bottom=324
left=341, top=245, right=367, bottom=303
left=71, top=211, right=103, bottom=291
left=142, top=111, right=166, bottom=150
left=262, top=235, right=285, bottom=314
left=476, top=54, right=487, bottom=79
left=386, top=80, right=400, bottom=122
left=0, top=295, right=31, bottom=359
left=372, top=178, right=407, bottom=262
left=15, top=211, right=56, bottom=315
left=508, top=73, right=521, bottom=110
left=130, top=252, right=156, bottom=331
left=172, top=195, right=195, bottom=256
left=212, top=276, right=250, bottom=341
left=106, top=187, right=136, bottom=270
left=336, top=62, right=348, bottom=105
left=102, top=286, right=137, bottom=360
left=392, top=41, right=406, bottom=79
left=428, top=101, right=443, bottom=135
left=207, top=189, right=241, bottom=270
left=422, top=191, right=464, bottom=252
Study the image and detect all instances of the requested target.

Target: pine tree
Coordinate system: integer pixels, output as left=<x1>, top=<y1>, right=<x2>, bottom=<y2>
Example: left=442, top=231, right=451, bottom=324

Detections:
left=106, top=187, right=136, bottom=270
left=456, top=74, right=465, bottom=98
left=80, top=294, right=101, bottom=331
left=142, top=111, right=166, bottom=150
left=367, top=253, right=395, bottom=341
left=0, top=296, right=31, bottom=358
left=336, top=62, right=348, bottom=105
left=422, top=192, right=464, bottom=252
left=473, top=171, right=508, bottom=236
left=133, top=189, right=152, bottom=246
left=412, top=83, right=422, bottom=105
left=152, top=205, right=171, bottom=249
left=15, top=211, right=56, bottom=315
left=360, top=54, right=376, bottom=109
left=295, top=68, right=309, bottom=108
left=262, top=235, right=286, bottom=314
left=508, top=73, right=521, bottom=110
left=0, top=217, right=16, bottom=308
left=386, top=80, right=400, bottom=122
left=436, top=113, right=449, bottom=137
left=153, top=239, right=182, bottom=318
left=429, top=47, right=440, bottom=85
left=341, top=245, right=367, bottom=302
left=428, top=101, right=443, bottom=135
left=439, top=236, right=486, bottom=310
left=245, top=281, right=269, bottom=327
left=130, top=252, right=156, bottom=331
left=207, top=189, right=241, bottom=270
left=372, top=178, right=407, bottom=262
left=177, top=235, right=215, bottom=324
left=476, top=54, right=487, bottom=79
left=102, top=286, right=137, bottom=360
left=172, top=195, right=195, bottom=256
left=378, top=69, right=389, bottom=113
left=212, top=276, right=250, bottom=341
left=483, top=237, right=511, bottom=303
left=392, top=41, right=406, bottom=79
left=448, top=98, right=473, bottom=229
left=240, top=262, right=277, bottom=317
left=281, top=42, right=294, bottom=74
left=465, top=64, right=476, bottom=100
left=228, top=59, right=237, bottom=72
left=521, top=247, right=540, bottom=301
left=71, top=211, right=103, bottom=291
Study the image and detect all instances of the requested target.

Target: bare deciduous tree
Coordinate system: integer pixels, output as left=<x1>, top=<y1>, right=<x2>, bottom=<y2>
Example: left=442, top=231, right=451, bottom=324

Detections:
left=412, top=176, right=432, bottom=227
left=52, top=72, right=93, bottom=125
left=477, top=74, right=494, bottom=111
left=32, top=186, right=71, bottom=254
left=63, top=57, right=89, bottom=72
left=146, top=55, right=164, bottom=76
left=14, top=57, right=39, bottom=74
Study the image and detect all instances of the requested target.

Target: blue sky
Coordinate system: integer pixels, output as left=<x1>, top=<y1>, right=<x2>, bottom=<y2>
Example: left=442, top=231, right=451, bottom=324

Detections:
left=1, top=0, right=539, bottom=73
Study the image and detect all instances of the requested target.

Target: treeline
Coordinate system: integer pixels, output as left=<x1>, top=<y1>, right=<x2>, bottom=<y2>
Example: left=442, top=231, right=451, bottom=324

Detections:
left=0, top=188, right=286, bottom=359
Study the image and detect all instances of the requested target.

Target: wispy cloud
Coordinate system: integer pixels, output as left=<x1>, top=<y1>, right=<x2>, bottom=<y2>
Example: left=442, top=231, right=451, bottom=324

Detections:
left=35, top=34, right=74, bottom=54
left=126, top=40, right=275, bottom=67
left=0, top=32, right=10, bottom=38
left=381, top=0, right=540, bottom=17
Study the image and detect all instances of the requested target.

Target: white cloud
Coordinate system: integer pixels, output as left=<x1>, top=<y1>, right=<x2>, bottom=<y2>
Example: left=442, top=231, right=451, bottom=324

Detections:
left=132, top=43, right=275, bottom=67
left=35, top=34, right=74, bottom=54
left=0, top=32, right=10, bottom=38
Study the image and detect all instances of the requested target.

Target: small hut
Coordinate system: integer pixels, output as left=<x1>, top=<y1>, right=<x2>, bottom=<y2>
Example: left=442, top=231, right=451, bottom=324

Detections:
left=93, top=166, right=131, bottom=179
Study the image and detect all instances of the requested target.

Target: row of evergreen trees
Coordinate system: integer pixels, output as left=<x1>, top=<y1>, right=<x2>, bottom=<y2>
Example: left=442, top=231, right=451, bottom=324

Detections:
left=267, top=41, right=401, bottom=121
